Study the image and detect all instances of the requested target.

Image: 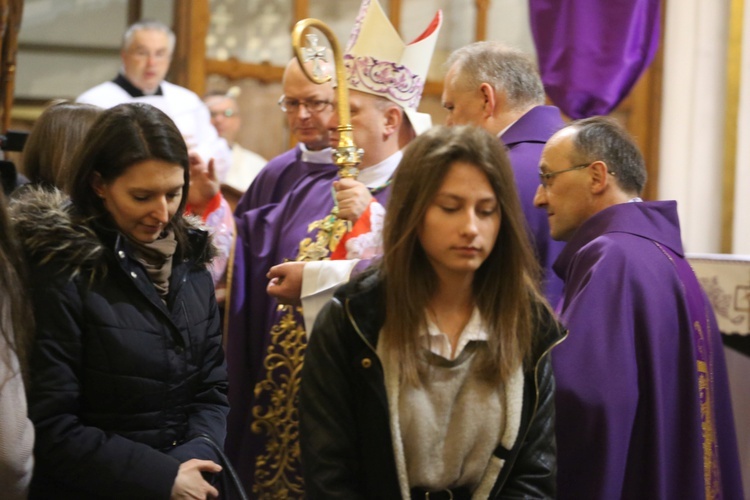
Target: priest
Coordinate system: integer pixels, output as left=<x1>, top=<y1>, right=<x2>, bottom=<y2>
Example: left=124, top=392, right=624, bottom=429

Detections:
left=533, top=116, right=743, bottom=499
left=441, top=41, right=566, bottom=306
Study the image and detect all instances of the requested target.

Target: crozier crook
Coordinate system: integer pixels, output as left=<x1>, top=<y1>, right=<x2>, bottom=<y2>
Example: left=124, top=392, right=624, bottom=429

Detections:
left=292, top=19, right=363, bottom=180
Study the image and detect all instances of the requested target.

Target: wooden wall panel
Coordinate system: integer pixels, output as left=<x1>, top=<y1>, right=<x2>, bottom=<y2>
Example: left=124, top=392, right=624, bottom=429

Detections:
left=172, top=0, right=209, bottom=95
left=181, top=0, right=663, bottom=184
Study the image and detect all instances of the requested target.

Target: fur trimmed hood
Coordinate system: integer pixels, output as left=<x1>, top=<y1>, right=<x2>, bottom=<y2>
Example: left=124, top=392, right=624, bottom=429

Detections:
left=10, top=186, right=214, bottom=281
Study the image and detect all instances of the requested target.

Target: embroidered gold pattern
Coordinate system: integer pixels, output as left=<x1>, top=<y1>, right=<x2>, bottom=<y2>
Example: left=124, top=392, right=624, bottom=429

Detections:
left=251, top=206, right=345, bottom=498
left=251, top=306, right=307, bottom=499
left=695, top=318, right=721, bottom=500
left=655, top=241, right=721, bottom=498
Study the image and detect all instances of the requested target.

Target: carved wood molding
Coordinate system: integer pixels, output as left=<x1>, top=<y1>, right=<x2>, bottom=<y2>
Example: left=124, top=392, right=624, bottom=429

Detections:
left=205, top=59, right=285, bottom=83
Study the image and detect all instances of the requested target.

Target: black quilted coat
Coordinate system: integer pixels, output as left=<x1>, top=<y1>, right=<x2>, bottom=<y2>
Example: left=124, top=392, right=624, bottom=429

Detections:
left=11, top=189, right=229, bottom=500
left=300, top=269, right=566, bottom=499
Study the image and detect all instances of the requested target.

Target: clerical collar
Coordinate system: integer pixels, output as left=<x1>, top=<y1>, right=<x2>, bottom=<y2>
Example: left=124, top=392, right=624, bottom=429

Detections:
left=299, top=143, right=333, bottom=164
left=357, top=150, right=402, bottom=189
left=112, top=73, right=163, bottom=98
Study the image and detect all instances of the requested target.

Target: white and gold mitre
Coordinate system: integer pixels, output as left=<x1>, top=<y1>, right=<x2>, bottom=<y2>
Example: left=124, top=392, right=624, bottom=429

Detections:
left=344, top=0, right=442, bottom=135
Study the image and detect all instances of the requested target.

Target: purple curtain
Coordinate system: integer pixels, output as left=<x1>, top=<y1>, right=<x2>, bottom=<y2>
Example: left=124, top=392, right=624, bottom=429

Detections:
left=529, top=0, right=661, bottom=119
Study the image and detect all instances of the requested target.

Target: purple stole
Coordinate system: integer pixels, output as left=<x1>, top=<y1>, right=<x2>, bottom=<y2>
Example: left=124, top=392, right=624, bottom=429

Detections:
left=656, top=242, right=722, bottom=499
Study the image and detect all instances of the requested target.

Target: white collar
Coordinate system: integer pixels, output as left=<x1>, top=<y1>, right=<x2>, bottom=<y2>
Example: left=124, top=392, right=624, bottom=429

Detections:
left=357, top=150, right=402, bottom=189
left=422, top=308, right=488, bottom=360
left=300, top=143, right=334, bottom=164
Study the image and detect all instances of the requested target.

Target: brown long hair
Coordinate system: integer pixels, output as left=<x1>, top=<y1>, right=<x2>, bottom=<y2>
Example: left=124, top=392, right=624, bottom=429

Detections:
left=0, top=189, right=32, bottom=385
left=380, top=125, right=544, bottom=385
left=23, top=101, right=102, bottom=191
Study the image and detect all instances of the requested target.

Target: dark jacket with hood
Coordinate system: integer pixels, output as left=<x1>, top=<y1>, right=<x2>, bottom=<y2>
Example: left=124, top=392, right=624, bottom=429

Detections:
left=10, top=188, right=229, bottom=500
left=300, top=269, right=566, bottom=499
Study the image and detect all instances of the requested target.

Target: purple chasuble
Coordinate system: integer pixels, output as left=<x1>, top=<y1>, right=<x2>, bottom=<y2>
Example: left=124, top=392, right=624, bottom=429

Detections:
left=225, top=159, right=392, bottom=497
left=501, top=105, right=566, bottom=305
left=529, top=0, right=661, bottom=118
left=235, top=144, right=319, bottom=214
left=552, top=201, right=743, bottom=499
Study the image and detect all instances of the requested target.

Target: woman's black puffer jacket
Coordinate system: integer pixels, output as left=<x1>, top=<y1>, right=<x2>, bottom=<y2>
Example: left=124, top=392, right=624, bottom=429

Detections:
left=11, top=189, right=229, bottom=500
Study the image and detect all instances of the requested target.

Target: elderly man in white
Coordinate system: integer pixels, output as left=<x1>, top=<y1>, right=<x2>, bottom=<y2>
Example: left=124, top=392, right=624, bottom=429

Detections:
left=77, top=19, right=230, bottom=180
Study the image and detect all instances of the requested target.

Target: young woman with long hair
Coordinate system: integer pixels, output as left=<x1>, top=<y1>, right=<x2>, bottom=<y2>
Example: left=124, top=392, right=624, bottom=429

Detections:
left=300, top=125, right=565, bottom=499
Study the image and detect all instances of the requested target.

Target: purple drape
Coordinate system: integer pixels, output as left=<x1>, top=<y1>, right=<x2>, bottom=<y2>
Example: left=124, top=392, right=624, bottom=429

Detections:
left=529, top=0, right=661, bottom=118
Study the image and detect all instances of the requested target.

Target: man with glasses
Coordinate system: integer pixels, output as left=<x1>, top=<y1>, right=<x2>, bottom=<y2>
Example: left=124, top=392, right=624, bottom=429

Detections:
left=220, top=55, right=348, bottom=496
left=204, top=89, right=267, bottom=197
left=441, top=41, right=567, bottom=306
left=232, top=56, right=337, bottom=213
left=77, top=20, right=229, bottom=182
left=534, top=116, right=743, bottom=499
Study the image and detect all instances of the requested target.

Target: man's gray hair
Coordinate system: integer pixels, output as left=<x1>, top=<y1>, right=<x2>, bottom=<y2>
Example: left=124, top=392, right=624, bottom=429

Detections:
left=445, top=41, right=545, bottom=110
left=568, top=116, right=647, bottom=196
left=122, top=19, right=175, bottom=54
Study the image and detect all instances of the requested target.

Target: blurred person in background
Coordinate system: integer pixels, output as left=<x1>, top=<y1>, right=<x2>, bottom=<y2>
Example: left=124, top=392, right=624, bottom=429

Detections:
left=0, top=188, right=34, bottom=500
left=204, top=88, right=266, bottom=202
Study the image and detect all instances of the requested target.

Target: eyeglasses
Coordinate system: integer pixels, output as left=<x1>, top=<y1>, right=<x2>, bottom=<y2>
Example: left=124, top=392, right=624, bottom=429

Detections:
left=210, top=108, right=236, bottom=119
left=277, top=95, right=333, bottom=114
left=539, top=161, right=617, bottom=188
left=538, top=162, right=593, bottom=188
left=129, top=48, right=170, bottom=61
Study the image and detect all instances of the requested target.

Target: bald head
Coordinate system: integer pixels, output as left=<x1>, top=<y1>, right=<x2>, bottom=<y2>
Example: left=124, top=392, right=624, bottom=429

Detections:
left=281, top=57, right=335, bottom=151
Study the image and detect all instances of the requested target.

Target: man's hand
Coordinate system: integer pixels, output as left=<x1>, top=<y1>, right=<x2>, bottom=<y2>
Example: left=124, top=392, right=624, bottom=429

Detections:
left=334, top=178, right=372, bottom=222
left=267, top=262, right=305, bottom=306
left=170, top=459, right=222, bottom=500
left=188, top=151, right=220, bottom=215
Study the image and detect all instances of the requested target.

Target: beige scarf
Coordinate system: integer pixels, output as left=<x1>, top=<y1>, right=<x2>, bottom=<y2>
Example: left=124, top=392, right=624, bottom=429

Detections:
left=128, top=230, right=178, bottom=303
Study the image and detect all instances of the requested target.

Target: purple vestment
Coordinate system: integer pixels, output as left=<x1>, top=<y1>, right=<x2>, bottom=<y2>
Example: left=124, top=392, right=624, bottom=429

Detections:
left=553, top=201, right=743, bottom=499
left=235, top=145, right=323, bottom=214
left=529, top=0, right=661, bottom=118
left=225, top=150, right=391, bottom=497
left=502, top=105, right=566, bottom=305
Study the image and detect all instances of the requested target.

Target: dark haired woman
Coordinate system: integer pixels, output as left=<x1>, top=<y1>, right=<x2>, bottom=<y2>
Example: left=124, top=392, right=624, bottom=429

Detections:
left=11, top=103, right=228, bottom=499
left=300, top=125, right=565, bottom=499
